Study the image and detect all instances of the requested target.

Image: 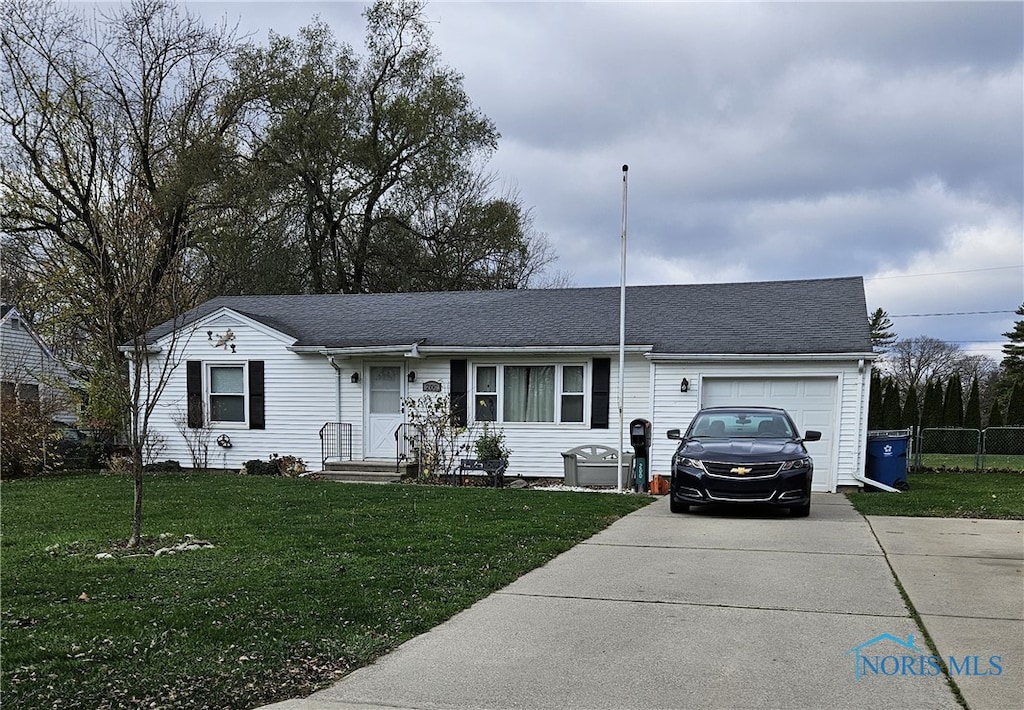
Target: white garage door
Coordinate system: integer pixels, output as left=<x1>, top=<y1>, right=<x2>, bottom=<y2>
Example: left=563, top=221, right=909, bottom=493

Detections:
left=701, top=377, right=837, bottom=492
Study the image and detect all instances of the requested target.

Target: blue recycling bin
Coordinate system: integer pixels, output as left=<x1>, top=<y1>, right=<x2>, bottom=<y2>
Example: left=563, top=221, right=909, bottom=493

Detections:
left=866, top=433, right=910, bottom=490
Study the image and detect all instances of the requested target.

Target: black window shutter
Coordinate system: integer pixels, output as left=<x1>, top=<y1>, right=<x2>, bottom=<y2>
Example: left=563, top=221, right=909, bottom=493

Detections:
left=249, top=361, right=265, bottom=430
left=186, top=361, right=203, bottom=428
left=591, top=358, right=611, bottom=429
left=450, top=359, right=467, bottom=427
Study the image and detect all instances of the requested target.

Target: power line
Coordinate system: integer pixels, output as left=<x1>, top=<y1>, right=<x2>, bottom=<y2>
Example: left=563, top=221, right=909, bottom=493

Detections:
left=865, top=265, right=1023, bottom=281
left=890, top=310, right=1016, bottom=318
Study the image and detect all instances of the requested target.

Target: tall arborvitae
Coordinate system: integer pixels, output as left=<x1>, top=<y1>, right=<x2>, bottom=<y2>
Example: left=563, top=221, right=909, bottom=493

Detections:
left=902, top=384, right=920, bottom=432
left=942, top=373, right=964, bottom=427
left=987, top=396, right=1005, bottom=427
left=868, top=370, right=884, bottom=429
left=1007, top=382, right=1024, bottom=426
left=963, top=377, right=982, bottom=430
left=882, top=380, right=903, bottom=429
left=921, top=379, right=944, bottom=429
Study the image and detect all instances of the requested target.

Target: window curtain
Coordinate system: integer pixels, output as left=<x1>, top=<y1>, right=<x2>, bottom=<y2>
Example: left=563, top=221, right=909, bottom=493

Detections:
left=504, top=366, right=554, bottom=422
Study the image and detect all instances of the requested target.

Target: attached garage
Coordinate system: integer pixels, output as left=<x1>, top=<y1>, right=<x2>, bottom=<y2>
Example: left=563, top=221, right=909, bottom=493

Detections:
left=700, top=376, right=839, bottom=492
left=650, top=358, right=871, bottom=493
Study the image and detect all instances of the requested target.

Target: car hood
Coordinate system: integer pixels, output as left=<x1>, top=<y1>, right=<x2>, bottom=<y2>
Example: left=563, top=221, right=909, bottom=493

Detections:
left=680, top=438, right=806, bottom=460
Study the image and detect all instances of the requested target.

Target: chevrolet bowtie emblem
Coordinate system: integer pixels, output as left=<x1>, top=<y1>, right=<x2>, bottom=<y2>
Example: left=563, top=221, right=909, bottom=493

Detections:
left=731, top=466, right=752, bottom=475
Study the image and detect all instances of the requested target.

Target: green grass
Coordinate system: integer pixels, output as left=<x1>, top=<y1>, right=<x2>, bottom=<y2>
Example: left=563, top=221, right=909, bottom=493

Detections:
left=1, top=473, right=653, bottom=709
left=847, top=471, right=1024, bottom=519
left=917, top=453, right=1024, bottom=472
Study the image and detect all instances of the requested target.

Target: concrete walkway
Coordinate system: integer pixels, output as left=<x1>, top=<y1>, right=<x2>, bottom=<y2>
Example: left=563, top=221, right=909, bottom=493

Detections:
left=263, top=494, right=1022, bottom=710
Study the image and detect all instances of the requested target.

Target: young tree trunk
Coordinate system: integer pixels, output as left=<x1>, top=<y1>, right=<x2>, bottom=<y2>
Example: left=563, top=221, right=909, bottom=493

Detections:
left=128, top=462, right=144, bottom=548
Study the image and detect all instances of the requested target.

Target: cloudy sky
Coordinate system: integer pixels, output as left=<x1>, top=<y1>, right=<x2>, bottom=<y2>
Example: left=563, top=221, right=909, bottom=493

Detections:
left=185, top=0, right=1022, bottom=361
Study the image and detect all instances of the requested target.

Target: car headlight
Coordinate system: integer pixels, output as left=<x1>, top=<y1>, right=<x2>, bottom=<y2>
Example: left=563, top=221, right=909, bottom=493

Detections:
left=678, top=457, right=707, bottom=472
left=780, top=458, right=811, bottom=471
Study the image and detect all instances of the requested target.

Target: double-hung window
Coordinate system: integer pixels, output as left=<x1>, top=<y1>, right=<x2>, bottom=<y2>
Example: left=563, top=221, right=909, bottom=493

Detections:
left=209, top=364, right=246, bottom=424
left=560, top=365, right=585, bottom=423
left=473, top=364, right=586, bottom=424
left=187, top=360, right=264, bottom=430
left=475, top=366, right=498, bottom=421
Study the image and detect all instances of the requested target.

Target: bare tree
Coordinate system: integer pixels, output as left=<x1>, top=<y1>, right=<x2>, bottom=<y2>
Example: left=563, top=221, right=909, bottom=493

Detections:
left=173, top=407, right=211, bottom=470
left=881, top=336, right=999, bottom=410
left=1, top=0, right=238, bottom=545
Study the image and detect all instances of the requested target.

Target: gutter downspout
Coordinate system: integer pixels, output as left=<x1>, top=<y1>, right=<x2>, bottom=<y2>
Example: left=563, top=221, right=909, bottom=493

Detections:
left=854, top=473, right=901, bottom=493
left=328, top=356, right=342, bottom=424
left=851, top=357, right=901, bottom=493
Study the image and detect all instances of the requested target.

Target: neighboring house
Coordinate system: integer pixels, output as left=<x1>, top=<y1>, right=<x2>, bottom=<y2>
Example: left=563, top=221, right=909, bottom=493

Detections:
left=0, top=304, right=78, bottom=424
left=134, top=276, right=876, bottom=491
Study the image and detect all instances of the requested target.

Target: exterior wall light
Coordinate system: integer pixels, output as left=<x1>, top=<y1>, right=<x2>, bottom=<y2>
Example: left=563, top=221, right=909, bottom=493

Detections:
left=407, top=371, right=416, bottom=383
left=680, top=378, right=690, bottom=393
left=351, top=371, right=360, bottom=384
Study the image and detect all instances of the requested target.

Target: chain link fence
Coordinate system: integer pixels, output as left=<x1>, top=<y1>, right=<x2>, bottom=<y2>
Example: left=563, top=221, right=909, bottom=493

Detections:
left=913, top=427, right=1024, bottom=472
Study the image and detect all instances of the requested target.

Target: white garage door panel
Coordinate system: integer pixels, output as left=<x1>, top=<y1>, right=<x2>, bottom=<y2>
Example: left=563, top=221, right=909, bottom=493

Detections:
left=701, top=377, right=837, bottom=492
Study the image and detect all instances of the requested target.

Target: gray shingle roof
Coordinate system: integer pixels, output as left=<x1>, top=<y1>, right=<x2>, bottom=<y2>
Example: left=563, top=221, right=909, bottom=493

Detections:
left=145, top=277, right=872, bottom=355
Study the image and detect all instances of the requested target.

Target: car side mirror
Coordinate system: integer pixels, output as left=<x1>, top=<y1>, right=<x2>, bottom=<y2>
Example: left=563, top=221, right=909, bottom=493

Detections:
left=803, top=430, right=822, bottom=442
left=667, top=429, right=681, bottom=440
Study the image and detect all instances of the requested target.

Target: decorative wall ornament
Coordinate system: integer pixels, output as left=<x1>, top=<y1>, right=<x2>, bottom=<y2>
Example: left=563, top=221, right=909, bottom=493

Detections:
left=208, top=328, right=236, bottom=352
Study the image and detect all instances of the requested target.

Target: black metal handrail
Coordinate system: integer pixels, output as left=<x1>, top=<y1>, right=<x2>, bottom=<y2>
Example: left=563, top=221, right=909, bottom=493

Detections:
left=319, top=422, right=352, bottom=469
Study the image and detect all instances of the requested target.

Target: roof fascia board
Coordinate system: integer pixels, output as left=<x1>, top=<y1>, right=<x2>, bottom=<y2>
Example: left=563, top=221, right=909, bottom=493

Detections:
left=289, top=344, right=656, bottom=357
left=289, top=344, right=418, bottom=357
left=118, top=344, right=163, bottom=354
left=157, top=307, right=295, bottom=349
left=424, top=345, right=654, bottom=355
left=646, top=351, right=879, bottom=362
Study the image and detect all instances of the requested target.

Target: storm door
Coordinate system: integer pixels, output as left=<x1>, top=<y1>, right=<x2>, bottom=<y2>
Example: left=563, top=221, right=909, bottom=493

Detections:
left=365, top=365, right=403, bottom=458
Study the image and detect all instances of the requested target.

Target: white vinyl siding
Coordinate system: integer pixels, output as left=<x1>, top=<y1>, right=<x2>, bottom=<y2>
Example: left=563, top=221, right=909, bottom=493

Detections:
left=142, top=313, right=338, bottom=470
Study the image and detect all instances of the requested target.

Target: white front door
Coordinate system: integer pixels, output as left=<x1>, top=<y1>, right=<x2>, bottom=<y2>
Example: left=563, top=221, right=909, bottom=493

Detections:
left=366, top=365, right=404, bottom=459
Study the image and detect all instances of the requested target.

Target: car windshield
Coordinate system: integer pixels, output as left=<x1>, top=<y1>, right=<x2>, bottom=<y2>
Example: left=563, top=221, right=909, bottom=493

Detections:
left=688, top=411, right=795, bottom=439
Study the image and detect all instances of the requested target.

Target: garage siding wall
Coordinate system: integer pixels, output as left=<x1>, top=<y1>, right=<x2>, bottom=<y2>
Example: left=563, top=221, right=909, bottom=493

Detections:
left=651, top=360, right=869, bottom=492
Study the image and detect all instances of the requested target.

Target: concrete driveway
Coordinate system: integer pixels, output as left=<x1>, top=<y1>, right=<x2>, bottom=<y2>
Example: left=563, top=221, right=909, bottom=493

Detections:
left=264, top=494, right=1022, bottom=710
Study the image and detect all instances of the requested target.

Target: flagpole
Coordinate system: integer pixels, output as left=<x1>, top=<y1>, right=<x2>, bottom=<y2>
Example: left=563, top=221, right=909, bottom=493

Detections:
left=617, top=164, right=628, bottom=492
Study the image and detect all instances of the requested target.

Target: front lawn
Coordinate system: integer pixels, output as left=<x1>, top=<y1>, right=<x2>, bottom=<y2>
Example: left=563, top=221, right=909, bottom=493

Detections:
left=1, top=473, right=653, bottom=709
left=846, top=471, right=1024, bottom=519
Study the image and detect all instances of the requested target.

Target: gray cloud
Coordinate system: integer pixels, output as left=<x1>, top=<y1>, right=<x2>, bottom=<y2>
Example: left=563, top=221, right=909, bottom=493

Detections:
left=186, top=1, right=1022, bottom=361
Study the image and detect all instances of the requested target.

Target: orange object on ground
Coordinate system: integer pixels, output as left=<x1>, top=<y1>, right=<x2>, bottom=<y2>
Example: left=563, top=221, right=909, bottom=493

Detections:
left=650, top=474, right=669, bottom=495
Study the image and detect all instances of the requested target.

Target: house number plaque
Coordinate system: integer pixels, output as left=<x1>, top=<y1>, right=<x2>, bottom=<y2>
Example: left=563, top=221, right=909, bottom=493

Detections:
left=421, top=380, right=442, bottom=393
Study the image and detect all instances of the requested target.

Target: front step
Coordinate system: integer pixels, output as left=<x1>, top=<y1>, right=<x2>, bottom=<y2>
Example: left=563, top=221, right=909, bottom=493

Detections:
left=318, top=459, right=412, bottom=483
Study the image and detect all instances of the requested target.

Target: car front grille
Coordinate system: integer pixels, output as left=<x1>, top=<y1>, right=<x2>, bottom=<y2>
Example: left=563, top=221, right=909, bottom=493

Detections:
left=706, top=490, right=776, bottom=502
left=703, top=461, right=781, bottom=479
